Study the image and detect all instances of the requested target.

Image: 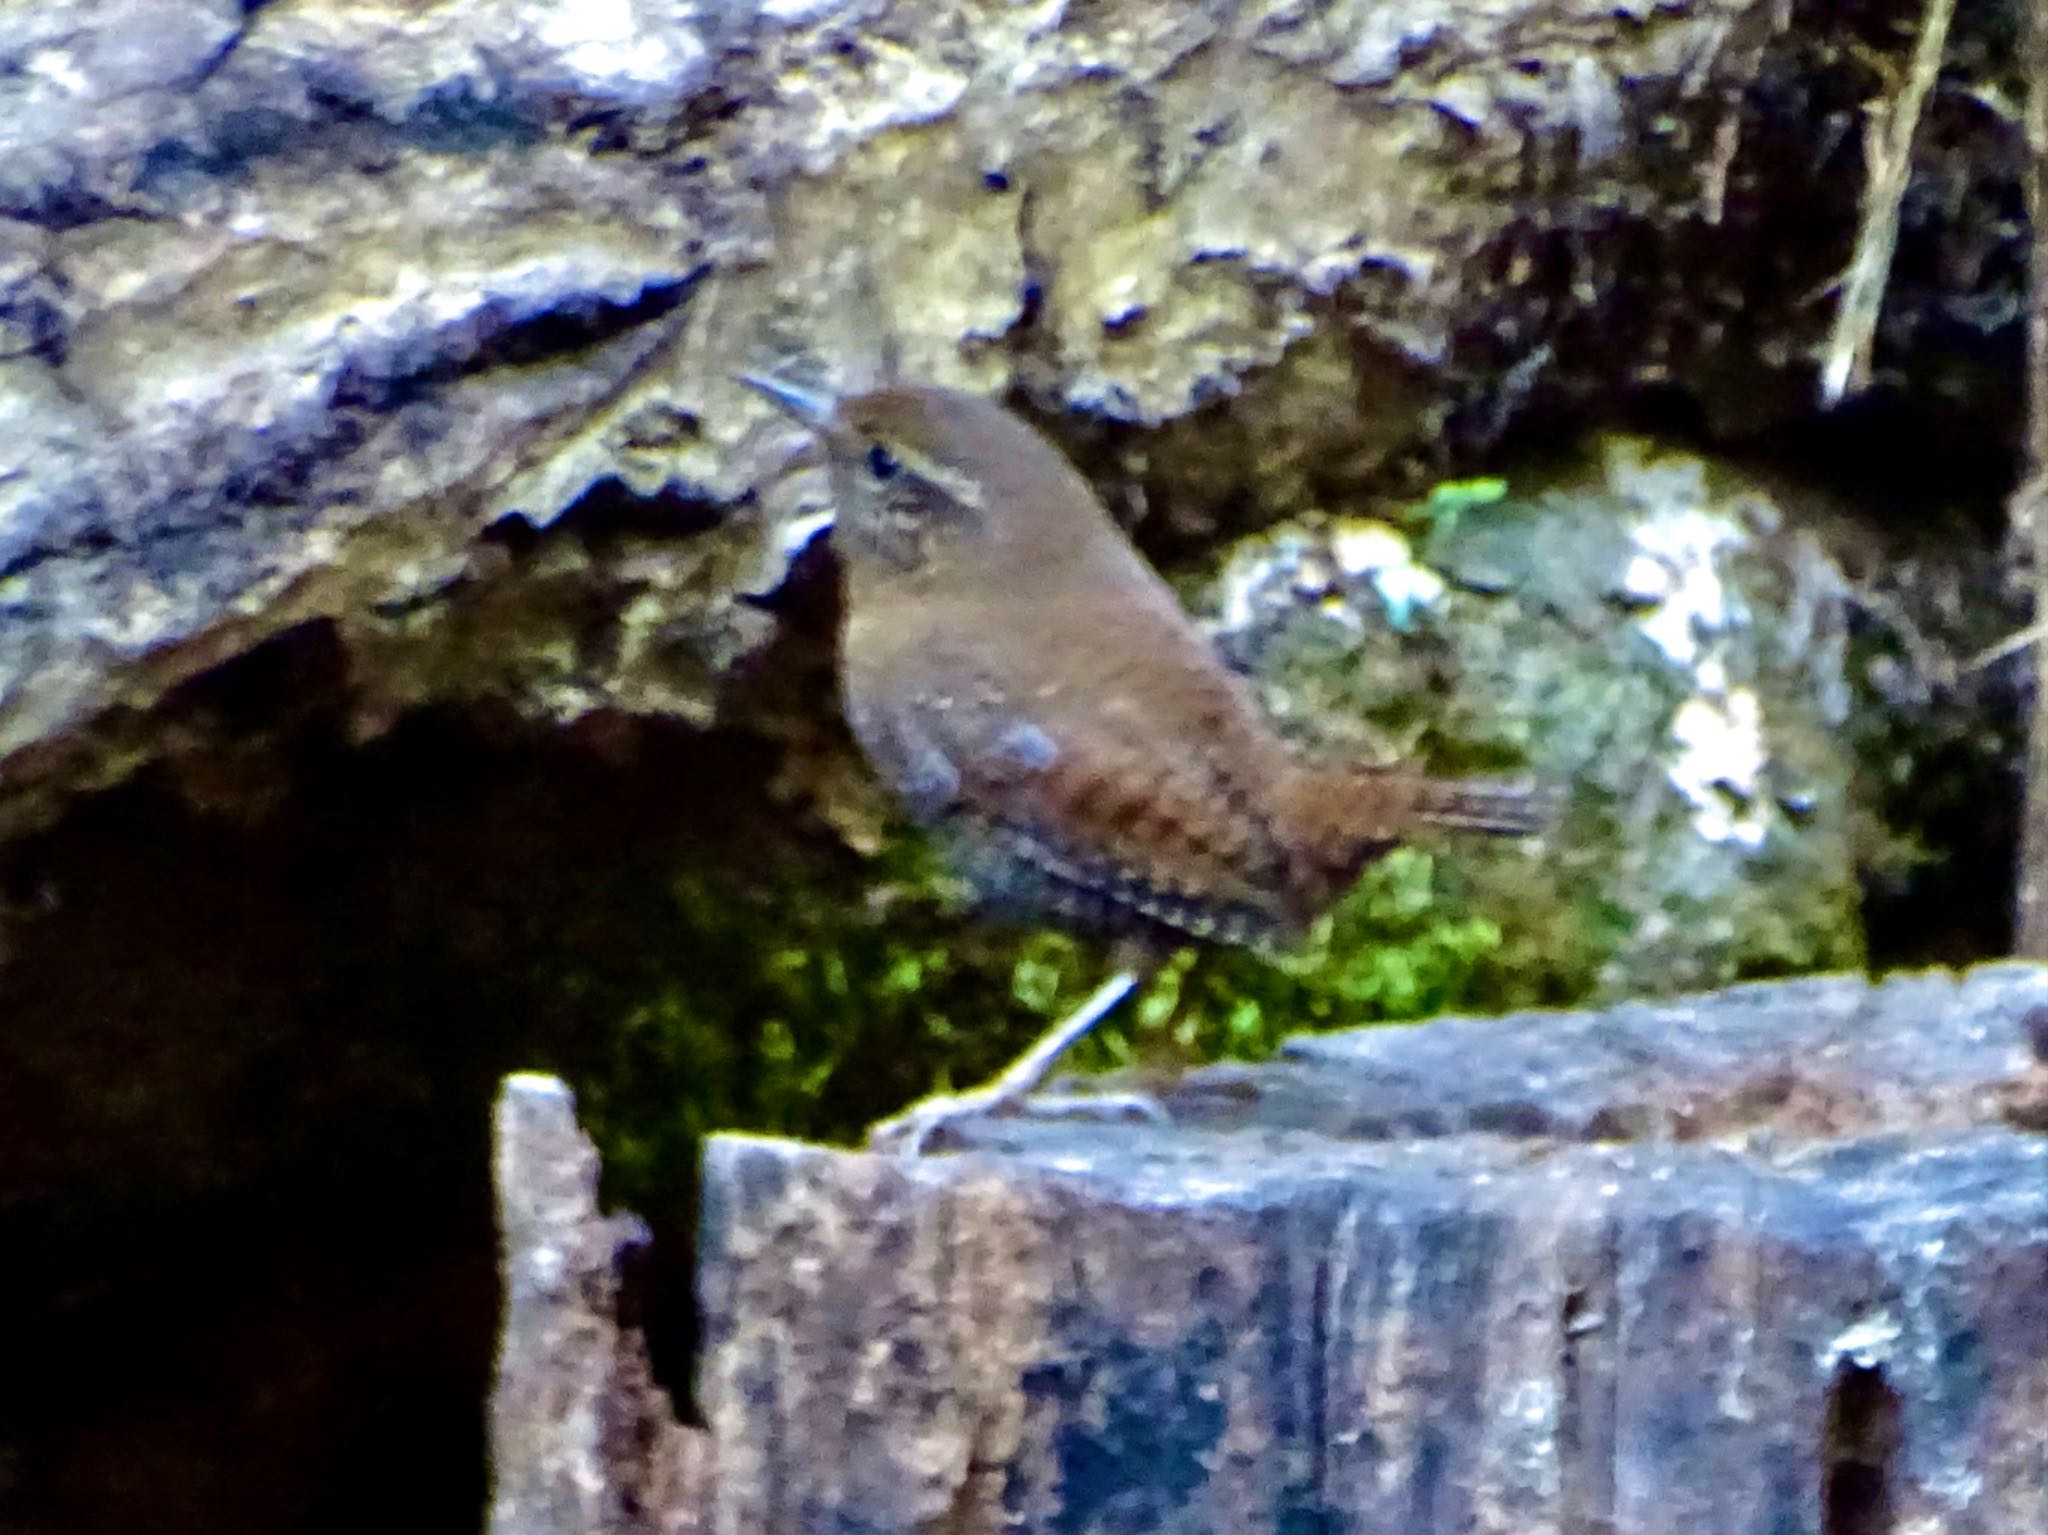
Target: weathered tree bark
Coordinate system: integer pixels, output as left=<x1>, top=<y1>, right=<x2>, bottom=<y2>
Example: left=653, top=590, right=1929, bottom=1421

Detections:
left=0, top=0, right=2006, bottom=841
left=495, top=966, right=2048, bottom=1535
left=492, top=1074, right=711, bottom=1535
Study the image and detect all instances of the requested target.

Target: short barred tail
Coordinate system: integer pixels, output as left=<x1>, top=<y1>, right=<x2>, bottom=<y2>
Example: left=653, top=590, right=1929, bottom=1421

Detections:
left=1404, top=776, right=1555, bottom=837
left=1270, top=764, right=1553, bottom=928
left=1275, top=764, right=1552, bottom=879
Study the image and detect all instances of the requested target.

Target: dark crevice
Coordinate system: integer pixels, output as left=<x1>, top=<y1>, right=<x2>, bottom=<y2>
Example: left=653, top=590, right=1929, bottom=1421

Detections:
left=157, top=617, right=351, bottom=737
left=184, top=16, right=254, bottom=94
left=1556, top=1246, right=1617, bottom=1535
left=328, top=272, right=705, bottom=416
left=2023, top=1005, right=2048, bottom=1063
left=1, top=188, right=166, bottom=233
left=1302, top=1243, right=1330, bottom=1524
left=1557, top=1284, right=1589, bottom=1523
left=1822, top=1360, right=1901, bottom=1535
left=1861, top=737, right=2023, bottom=968
left=540, top=475, right=728, bottom=547
left=613, top=1224, right=701, bottom=1426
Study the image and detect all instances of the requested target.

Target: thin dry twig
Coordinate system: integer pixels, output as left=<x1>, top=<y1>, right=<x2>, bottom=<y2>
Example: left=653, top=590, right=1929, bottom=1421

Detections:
left=1817, top=0, right=1958, bottom=406
left=1962, top=612, right=2048, bottom=677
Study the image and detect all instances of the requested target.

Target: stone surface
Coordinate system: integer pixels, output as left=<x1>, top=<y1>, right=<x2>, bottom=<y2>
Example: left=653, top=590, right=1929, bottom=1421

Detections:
left=1194, top=438, right=1869, bottom=1000
left=1188, top=435, right=2028, bottom=997
left=0, top=0, right=1981, bottom=839
left=492, top=1072, right=709, bottom=1535
left=675, top=966, right=2048, bottom=1534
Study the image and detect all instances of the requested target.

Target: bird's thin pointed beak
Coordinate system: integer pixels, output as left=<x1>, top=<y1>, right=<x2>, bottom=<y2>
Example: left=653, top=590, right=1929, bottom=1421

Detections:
left=734, top=371, right=837, bottom=429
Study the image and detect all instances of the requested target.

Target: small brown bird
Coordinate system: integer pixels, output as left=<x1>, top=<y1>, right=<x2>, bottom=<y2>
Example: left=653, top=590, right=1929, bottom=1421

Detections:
left=738, top=374, right=1546, bottom=1150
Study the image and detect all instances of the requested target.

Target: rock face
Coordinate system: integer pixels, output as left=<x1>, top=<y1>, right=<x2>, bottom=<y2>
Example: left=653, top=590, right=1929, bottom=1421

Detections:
left=613, top=966, right=2048, bottom=1534
left=0, top=0, right=2004, bottom=840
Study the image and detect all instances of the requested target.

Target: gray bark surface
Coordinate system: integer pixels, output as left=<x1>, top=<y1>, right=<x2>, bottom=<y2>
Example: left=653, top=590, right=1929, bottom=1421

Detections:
left=579, top=966, right=2048, bottom=1534
left=488, top=968, right=2048, bottom=1532
left=492, top=1073, right=710, bottom=1535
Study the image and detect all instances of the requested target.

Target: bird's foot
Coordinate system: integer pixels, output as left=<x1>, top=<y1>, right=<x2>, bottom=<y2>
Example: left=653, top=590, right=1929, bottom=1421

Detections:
left=866, top=1084, right=1169, bottom=1156
left=866, top=1084, right=1016, bottom=1156
left=867, top=968, right=1157, bottom=1154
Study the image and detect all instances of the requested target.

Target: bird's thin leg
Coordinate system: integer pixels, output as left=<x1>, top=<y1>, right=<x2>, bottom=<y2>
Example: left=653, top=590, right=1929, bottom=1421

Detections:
left=979, top=969, right=1140, bottom=1099
left=868, top=966, right=1158, bottom=1154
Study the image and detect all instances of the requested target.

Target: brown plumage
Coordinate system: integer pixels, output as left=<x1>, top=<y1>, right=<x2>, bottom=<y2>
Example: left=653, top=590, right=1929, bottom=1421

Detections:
left=738, top=374, right=1547, bottom=1147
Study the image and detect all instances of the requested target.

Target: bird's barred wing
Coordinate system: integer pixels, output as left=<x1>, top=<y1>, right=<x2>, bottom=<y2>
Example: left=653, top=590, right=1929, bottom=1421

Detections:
left=849, top=670, right=1299, bottom=945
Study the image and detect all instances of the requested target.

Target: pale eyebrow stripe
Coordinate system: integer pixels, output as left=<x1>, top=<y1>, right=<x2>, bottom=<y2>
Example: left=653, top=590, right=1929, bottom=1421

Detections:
left=893, top=447, right=987, bottom=511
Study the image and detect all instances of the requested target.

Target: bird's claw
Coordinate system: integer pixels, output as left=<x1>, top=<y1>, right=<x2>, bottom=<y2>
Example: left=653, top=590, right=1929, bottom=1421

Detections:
left=866, top=1086, right=1012, bottom=1155
left=866, top=1086, right=1170, bottom=1156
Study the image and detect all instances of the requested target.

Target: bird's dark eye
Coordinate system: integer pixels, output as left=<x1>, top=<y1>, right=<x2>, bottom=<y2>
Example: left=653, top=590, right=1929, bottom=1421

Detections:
left=865, top=444, right=901, bottom=481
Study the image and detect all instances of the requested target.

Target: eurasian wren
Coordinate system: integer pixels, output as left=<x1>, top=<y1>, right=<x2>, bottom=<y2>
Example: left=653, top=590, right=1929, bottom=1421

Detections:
left=739, top=375, right=1547, bottom=1150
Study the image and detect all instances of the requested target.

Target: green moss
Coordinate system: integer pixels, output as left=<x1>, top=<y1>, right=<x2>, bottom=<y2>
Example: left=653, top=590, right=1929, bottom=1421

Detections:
left=1078, top=848, right=1509, bottom=1068
left=1410, top=476, right=1509, bottom=536
left=565, top=806, right=1533, bottom=1200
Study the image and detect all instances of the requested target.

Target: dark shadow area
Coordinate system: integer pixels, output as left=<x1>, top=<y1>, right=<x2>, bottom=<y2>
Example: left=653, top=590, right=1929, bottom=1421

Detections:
left=0, top=625, right=898, bottom=1534
left=1861, top=738, right=2024, bottom=966
left=1626, top=382, right=2019, bottom=530
left=1822, top=1359, right=1901, bottom=1535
